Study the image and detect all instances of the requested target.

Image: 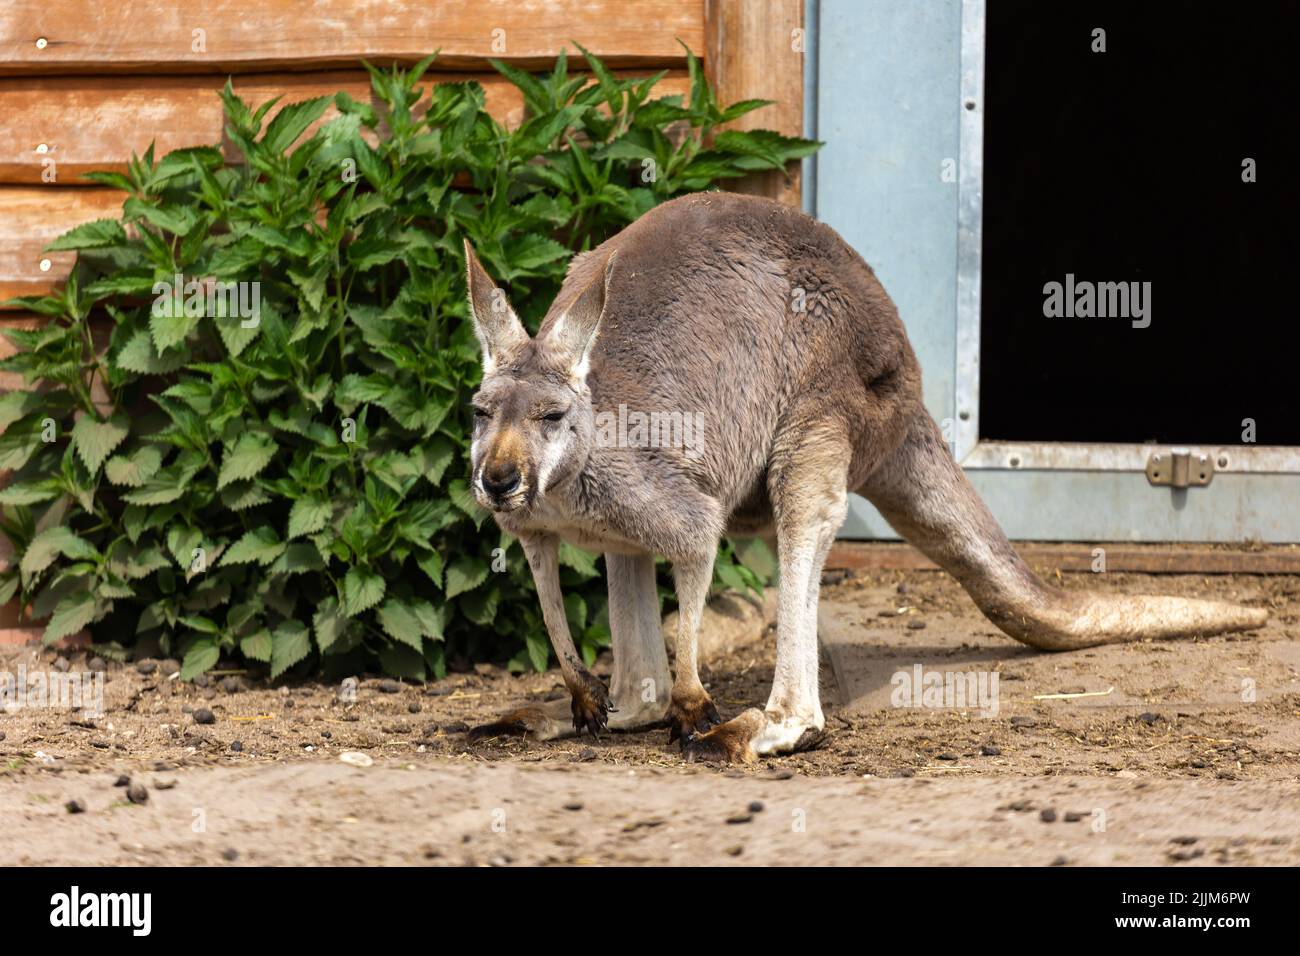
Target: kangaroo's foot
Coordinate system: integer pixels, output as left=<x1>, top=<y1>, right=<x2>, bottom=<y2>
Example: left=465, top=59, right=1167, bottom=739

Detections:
left=667, top=686, right=722, bottom=747
left=567, top=669, right=613, bottom=736
left=467, top=699, right=572, bottom=742
left=466, top=670, right=611, bottom=741
left=682, top=707, right=826, bottom=764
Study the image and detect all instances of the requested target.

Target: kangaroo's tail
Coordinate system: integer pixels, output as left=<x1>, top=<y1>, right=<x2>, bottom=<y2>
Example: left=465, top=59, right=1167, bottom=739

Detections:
left=856, top=411, right=1267, bottom=650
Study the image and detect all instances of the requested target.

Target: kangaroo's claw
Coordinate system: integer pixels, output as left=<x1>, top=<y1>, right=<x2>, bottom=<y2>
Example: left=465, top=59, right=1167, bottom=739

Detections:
left=667, top=692, right=722, bottom=749
left=569, top=671, right=613, bottom=737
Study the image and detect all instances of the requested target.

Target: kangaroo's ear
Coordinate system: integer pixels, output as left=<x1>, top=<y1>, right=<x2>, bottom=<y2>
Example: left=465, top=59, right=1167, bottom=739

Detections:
left=464, top=240, right=528, bottom=373
left=543, top=252, right=615, bottom=383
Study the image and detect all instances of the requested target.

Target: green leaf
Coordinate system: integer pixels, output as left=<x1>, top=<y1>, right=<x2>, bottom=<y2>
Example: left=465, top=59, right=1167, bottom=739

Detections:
left=733, top=537, right=777, bottom=581
left=220, top=526, right=285, bottom=567
left=444, top=556, right=487, bottom=599
left=217, top=432, right=276, bottom=488
left=313, top=596, right=347, bottom=651
left=416, top=551, right=443, bottom=589
left=117, top=329, right=187, bottom=375
left=121, top=465, right=191, bottom=505
left=414, top=601, right=446, bottom=642
left=0, top=572, right=20, bottom=607
left=490, top=58, right=551, bottom=114
left=287, top=496, right=331, bottom=539
left=20, top=527, right=98, bottom=581
left=70, top=414, right=129, bottom=474
left=261, top=95, right=332, bottom=154
left=0, top=421, right=45, bottom=472
left=125, top=198, right=199, bottom=237
left=377, top=598, right=424, bottom=651
left=0, top=390, right=47, bottom=431
left=167, top=525, right=204, bottom=570
left=270, top=620, right=311, bottom=678
left=180, top=640, right=220, bottom=680
left=149, top=308, right=199, bottom=353
left=96, top=575, right=137, bottom=600
left=718, top=98, right=773, bottom=123
left=525, top=632, right=550, bottom=673
left=575, top=41, right=625, bottom=111
left=714, top=561, right=746, bottom=592
left=44, top=590, right=96, bottom=644
left=208, top=236, right=266, bottom=277
left=214, top=312, right=261, bottom=357
left=558, top=542, right=600, bottom=578
left=447, top=479, right=482, bottom=520
left=44, top=218, right=125, bottom=252
left=115, top=545, right=171, bottom=580
left=343, top=567, right=385, bottom=616
left=85, top=271, right=159, bottom=298
left=271, top=542, right=324, bottom=576
left=240, top=629, right=273, bottom=662
left=461, top=586, right=499, bottom=626
left=502, top=232, right=570, bottom=274
left=377, top=643, right=426, bottom=681
left=221, top=481, right=272, bottom=511
left=0, top=479, right=60, bottom=506
left=104, top=445, right=164, bottom=487
left=181, top=614, right=219, bottom=633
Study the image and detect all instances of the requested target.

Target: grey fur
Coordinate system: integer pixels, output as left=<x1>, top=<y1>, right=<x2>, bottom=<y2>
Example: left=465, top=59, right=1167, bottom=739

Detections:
left=465, top=193, right=1267, bottom=761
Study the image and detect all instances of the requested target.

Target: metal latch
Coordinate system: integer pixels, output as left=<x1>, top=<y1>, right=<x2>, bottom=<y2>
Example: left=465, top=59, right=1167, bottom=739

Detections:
left=1146, top=450, right=1213, bottom=488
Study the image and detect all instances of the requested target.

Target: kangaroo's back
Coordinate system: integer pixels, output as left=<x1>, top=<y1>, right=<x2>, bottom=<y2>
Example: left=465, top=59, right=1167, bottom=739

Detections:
left=545, top=192, right=924, bottom=499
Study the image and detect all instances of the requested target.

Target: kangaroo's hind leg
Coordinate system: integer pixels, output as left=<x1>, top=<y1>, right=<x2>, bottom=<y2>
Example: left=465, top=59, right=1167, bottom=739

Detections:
left=469, top=551, right=670, bottom=742
left=683, top=427, right=849, bottom=763
left=606, top=552, right=672, bottom=730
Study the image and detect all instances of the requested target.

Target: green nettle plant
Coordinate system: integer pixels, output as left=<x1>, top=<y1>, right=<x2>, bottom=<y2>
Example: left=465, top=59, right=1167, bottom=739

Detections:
left=0, top=49, right=812, bottom=681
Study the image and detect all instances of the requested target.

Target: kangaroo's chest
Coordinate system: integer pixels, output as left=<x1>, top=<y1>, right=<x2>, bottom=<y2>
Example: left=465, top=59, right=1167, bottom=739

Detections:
left=502, top=498, right=644, bottom=556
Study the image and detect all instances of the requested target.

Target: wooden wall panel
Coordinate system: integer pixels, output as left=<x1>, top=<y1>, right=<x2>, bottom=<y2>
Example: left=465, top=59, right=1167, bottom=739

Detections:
left=0, top=0, right=705, bottom=74
left=0, top=188, right=124, bottom=305
left=0, top=70, right=691, bottom=184
left=705, top=0, right=804, bottom=205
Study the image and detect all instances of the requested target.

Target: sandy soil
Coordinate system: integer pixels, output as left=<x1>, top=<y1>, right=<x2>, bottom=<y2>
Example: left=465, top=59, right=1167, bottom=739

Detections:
left=2, top=566, right=1298, bottom=866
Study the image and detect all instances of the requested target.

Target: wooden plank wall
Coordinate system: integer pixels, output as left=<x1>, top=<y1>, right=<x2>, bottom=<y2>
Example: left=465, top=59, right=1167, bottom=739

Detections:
left=0, top=0, right=804, bottom=635
left=706, top=0, right=806, bottom=204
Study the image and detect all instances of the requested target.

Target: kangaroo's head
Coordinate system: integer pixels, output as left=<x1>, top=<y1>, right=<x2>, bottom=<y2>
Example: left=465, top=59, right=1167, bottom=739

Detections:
left=464, top=241, right=613, bottom=513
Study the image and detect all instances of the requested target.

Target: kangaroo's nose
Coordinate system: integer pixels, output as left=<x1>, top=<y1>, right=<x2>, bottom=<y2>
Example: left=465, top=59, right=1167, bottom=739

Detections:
left=481, top=463, right=521, bottom=498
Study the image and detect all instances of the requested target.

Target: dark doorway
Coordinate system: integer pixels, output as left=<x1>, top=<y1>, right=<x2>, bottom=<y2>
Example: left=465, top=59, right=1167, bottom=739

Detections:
left=980, top=0, right=1300, bottom=445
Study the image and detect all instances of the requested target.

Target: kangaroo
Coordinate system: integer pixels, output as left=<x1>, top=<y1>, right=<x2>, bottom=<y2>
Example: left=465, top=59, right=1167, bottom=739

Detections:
left=463, top=191, right=1267, bottom=763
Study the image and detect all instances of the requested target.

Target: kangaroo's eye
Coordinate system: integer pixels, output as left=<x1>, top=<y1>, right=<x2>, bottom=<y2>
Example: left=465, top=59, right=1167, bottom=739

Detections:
left=542, top=411, right=565, bottom=423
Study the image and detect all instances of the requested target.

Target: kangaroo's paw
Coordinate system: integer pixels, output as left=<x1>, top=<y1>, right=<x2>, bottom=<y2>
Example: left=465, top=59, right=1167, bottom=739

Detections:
left=682, top=708, right=763, bottom=763
left=570, top=671, right=614, bottom=738
left=682, top=708, right=826, bottom=763
left=667, top=688, right=722, bottom=747
left=467, top=699, right=574, bottom=742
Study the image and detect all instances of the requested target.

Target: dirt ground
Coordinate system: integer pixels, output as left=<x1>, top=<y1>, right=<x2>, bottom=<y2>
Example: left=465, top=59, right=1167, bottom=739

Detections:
left=2, top=566, right=1298, bottom=866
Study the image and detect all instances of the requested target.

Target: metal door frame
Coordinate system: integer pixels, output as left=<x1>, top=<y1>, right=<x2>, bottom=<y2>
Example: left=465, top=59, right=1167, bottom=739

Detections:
left=953, top=0, right=1300, bottom=482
